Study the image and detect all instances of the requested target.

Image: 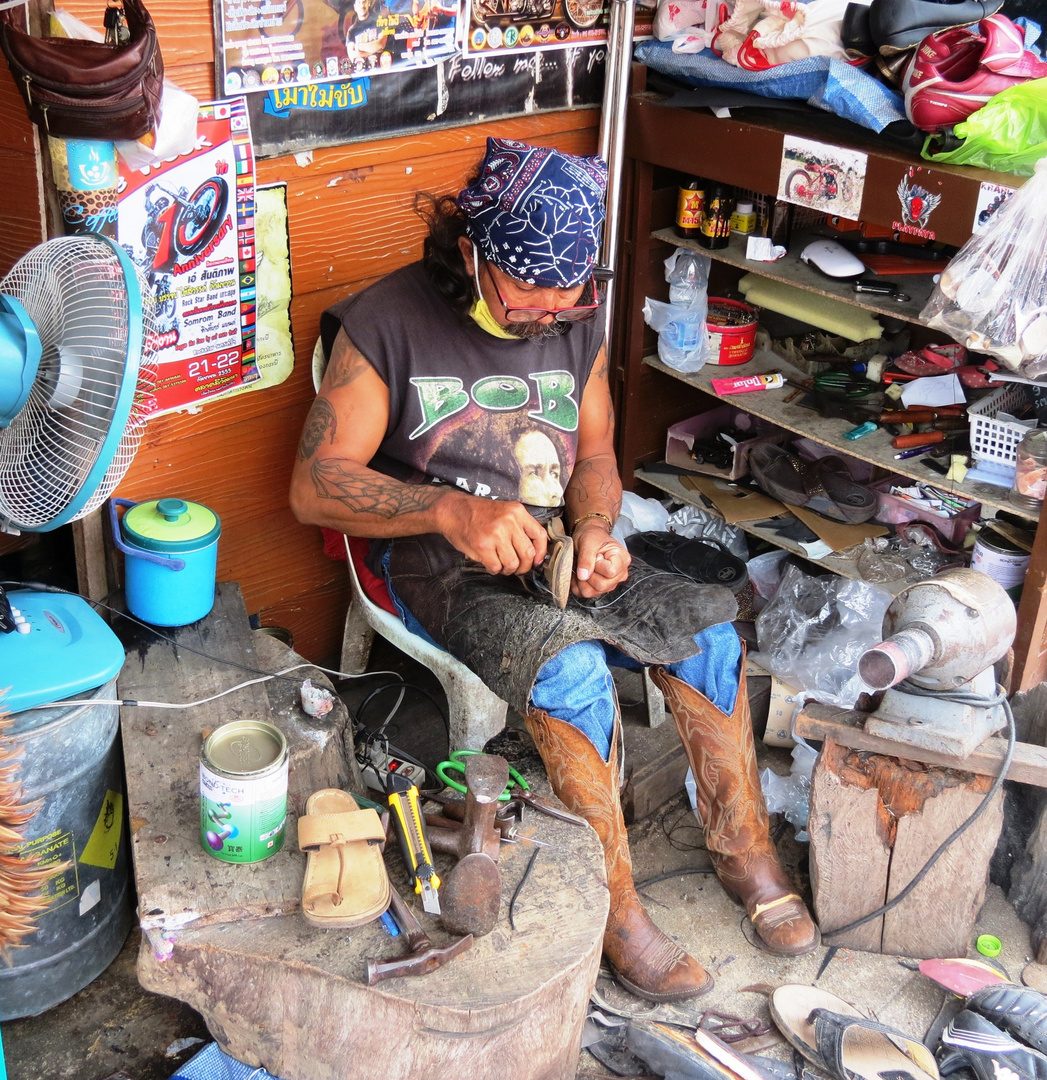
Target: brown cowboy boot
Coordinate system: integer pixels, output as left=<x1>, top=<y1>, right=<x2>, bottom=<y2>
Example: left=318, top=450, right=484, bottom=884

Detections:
left=651, top=658, right=820, bottom=957
left=525, top=708, right=713, bottom=1002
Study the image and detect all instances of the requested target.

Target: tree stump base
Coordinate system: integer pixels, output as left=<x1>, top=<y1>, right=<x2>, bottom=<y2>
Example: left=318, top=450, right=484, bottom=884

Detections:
left=809, top=737, right=1004, bottom=958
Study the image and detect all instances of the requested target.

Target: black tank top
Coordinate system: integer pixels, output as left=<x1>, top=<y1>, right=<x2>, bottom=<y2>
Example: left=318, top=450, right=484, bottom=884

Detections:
left=322, top=261, right=604, bottom=509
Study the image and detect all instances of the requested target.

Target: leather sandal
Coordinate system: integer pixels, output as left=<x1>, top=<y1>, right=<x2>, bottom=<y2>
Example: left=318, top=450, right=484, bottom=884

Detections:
left=626, top=531, right=749, bottom=593
left=749, top=445, right=877, bottom=524
left=544, top=517, right=573, bottom=610
left=298, top=789, right=391, bottom=928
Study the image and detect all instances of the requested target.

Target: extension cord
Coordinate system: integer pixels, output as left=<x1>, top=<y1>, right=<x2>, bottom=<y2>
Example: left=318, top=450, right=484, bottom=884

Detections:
left=361, top=746, right=426, bottom=793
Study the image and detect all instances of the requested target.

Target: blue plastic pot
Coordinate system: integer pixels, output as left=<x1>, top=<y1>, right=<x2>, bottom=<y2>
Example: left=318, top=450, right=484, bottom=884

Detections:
left=110, top=497, right=220, bottom=627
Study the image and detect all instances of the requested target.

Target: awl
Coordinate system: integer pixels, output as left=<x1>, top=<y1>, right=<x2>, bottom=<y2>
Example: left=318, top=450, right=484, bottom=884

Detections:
left=387, top=774, right=442, bottom=915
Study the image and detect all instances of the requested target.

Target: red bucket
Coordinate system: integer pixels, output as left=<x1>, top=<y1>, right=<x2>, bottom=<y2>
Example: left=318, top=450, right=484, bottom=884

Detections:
left=705, top=298, right=758, bottom=366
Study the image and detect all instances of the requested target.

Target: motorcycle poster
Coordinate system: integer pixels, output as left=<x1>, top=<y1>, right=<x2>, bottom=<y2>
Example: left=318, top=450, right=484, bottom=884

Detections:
left=464, top=0, right=652, bottom=54
left=117, top=97, right=260, bottom=417
left=776, top=135, right=867, bottom=222
left=215, top=0, right=461, bottom=96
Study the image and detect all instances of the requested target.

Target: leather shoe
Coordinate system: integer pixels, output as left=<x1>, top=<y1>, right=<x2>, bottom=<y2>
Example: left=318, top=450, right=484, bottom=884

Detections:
left=869, top=0, right=1004, bottom=53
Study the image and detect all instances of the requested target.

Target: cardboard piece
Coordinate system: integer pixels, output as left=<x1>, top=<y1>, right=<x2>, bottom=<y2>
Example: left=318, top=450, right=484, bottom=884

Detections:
left=680, top=475, right=787, bottom=523
left=789, top=503, right=889, bottom=551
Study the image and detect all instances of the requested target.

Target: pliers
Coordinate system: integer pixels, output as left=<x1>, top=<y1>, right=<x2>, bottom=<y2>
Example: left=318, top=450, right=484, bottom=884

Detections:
left=812, top=371, right=877, bottom=398
left=435, top=749, right=587, bottom=827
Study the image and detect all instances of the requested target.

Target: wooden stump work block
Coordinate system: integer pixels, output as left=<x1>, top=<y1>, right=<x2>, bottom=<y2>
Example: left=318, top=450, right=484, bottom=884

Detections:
left=121, top=584, right=608, bottom=1080
left=809, top=737, right=1004, bottom=958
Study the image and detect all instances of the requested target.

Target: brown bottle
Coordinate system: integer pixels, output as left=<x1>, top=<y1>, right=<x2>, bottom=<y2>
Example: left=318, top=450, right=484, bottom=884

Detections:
left=675, top=178, right=705, bottom=239
left=697, top=182, right=733, bottom=250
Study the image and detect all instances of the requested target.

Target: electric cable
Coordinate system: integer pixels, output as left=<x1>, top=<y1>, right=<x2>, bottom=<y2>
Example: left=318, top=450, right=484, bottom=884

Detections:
left=821, top=682, right=1016, bottom=939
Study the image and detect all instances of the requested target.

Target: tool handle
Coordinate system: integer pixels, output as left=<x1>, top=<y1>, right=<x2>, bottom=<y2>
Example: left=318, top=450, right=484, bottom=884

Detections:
left=892, top=430, right=946, bottom=449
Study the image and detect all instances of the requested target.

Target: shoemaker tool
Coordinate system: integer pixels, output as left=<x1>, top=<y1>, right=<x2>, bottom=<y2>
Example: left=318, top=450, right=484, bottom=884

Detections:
left=436, top=748, right=587, bottom=825
left=387, top=773, right=442, bottom=915
left=365, top=883, right=473, bottom=986
left=439, top=754, right=508, bottom=938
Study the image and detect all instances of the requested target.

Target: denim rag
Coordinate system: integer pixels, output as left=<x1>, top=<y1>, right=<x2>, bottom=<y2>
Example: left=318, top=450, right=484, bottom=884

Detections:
left=633, top=41, right=905, bottom=132
left=456, top=137, right=608, bottom=288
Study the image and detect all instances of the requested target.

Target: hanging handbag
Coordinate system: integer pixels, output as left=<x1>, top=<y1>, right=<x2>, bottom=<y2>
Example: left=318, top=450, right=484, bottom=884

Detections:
left=0, top=0, right=163, bottom=139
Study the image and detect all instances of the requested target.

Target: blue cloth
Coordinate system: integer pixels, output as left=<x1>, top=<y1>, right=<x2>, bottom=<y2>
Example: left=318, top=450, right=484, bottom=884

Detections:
left=170, top=1042, right=284, bottom=1079
left=633, top=41, right=905, bottom=133
left=531, top=624, right=741, bottom=761
left=456, top=137, right=608, bottom=288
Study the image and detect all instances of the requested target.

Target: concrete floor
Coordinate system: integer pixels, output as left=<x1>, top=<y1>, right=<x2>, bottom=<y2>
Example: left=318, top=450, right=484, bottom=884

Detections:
left=3, top=638, right=1036, bottom=1080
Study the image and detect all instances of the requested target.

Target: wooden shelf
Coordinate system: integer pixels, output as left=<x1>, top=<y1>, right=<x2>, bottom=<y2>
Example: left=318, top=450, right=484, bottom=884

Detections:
left=642, top=349, right=1038, bottom=522
left=651, top=227, right=938, bottom=328
left=636, top=466, right=908, bottom=596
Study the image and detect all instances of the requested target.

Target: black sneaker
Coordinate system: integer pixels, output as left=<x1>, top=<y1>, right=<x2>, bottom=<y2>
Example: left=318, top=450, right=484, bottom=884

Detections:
left=939, top=1010, right=1047, bottom=1080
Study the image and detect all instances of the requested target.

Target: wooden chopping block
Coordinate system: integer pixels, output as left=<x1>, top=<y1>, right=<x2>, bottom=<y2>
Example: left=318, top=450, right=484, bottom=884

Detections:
left=809, top=737, right=1004, bottom=958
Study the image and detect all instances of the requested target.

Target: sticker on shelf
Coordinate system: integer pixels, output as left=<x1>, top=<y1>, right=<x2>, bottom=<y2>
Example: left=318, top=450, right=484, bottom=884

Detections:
left=973, top=181, right=1017, bottom=235
left=894, top=166, right=943, bottom=239
left=777, top=136, right=867, bottom=220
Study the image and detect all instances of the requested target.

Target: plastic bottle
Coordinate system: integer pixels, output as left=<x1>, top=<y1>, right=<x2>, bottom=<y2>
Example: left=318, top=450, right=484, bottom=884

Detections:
left=675, top=178, right=705, bottom=239
left=730, top=200, right=756, bottom=235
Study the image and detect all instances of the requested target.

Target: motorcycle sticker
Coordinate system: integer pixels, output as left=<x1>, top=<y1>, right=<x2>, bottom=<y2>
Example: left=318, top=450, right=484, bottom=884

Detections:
left=777, top=135, right=867, bottom=221
left=895, top=167, right=943, bottom=239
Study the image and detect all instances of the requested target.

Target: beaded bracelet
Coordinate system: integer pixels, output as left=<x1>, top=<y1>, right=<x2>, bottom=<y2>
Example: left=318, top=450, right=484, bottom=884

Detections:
left=571, top=511, right=614, bottom=534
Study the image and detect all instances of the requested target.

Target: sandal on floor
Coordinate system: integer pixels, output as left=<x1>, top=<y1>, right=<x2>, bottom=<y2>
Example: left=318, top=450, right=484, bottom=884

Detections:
left=544, top=517, right=574, bottom=610
left=626, top=531, right=749, bottom=593
left=298, top=788, right=391, bottom=928
left=918, top=957, right=1013, bottom=997
left=770, top=986, right=939, bottom=1080
left=940, top=1010, right=1047, bottom=1080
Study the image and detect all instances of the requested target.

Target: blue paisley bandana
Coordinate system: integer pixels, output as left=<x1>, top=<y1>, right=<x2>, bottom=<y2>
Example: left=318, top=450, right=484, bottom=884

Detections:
left=457, top=137, right=608, bottom=289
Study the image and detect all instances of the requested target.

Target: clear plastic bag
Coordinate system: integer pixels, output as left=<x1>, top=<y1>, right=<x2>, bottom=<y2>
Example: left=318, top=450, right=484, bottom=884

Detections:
left=752, top=563, right=892, bottom=708
left=760, top=740, right=818, bottom=841
left=921, top=157, right=1047, bottom=376
left=643, top=248, right=712, bottom=373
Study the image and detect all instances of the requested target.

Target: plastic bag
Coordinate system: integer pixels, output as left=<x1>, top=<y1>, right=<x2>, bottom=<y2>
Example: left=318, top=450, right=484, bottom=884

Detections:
left=752, top=563, right=891, bottom=708
left=614, top=491, right=670, bottom=542
left=921, top=157, right=1047, bottom=376
left=921, top=78, right=1047, bottom=178
left=643, top=248, right=711, bottom=373
left=760, top=741, right=818, bottom=841
left=716, top=0, right=858, bottom=69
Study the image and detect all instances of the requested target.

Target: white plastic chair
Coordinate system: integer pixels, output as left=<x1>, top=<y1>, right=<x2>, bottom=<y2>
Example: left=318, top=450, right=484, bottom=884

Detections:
left=339, top=535, right=509, bottom=751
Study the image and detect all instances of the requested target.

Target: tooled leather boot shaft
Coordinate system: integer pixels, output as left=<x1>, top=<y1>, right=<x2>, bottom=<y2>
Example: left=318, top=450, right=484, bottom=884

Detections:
left=524, top=707, right=713, bottom=1002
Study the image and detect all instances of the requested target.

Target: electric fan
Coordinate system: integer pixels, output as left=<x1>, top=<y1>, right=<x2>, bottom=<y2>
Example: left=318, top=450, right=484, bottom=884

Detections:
left=0, top=233, right=158, bottom=712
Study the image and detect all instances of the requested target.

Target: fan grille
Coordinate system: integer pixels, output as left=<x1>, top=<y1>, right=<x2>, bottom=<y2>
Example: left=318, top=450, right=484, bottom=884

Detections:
left=0, top=236, right=157, bottom=530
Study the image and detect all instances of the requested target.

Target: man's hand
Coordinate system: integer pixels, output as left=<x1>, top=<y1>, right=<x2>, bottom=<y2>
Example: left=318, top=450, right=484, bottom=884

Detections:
left=435, top=492, right=549, bottom=576
left=572, top=521, right=630, bottom=599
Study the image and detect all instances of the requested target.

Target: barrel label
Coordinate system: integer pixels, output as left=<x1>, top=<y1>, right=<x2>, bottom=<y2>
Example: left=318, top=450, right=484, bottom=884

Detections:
left=80, top=789, right=123, bottom=869
left=17, top=829, right=79, bottom=911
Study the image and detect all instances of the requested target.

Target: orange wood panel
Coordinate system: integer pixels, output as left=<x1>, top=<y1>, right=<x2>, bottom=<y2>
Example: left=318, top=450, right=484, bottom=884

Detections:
left=0, top=149, right=46, bottom=275
left=256, top=577, right=350, bottom=663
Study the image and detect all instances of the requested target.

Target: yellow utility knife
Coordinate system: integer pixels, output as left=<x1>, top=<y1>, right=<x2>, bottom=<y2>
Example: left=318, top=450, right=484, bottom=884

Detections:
left=387, top=773, right=441, bottom=915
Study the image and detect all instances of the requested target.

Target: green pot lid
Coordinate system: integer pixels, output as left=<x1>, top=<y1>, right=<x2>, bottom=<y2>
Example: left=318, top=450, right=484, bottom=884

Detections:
left=122, top=498, right=221, bottom=553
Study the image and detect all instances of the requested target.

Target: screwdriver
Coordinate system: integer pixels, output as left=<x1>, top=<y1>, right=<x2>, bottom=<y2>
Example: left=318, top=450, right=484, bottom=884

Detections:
left=387, top=774, right=441, bottom=915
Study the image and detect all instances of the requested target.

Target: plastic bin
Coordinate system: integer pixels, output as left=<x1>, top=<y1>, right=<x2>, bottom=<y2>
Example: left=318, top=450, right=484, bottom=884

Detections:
left=871, top=475, right=981, bottom=545
left=666, top=406, right=789, bottom=480
left=968, top=383, right=1036, bottom=468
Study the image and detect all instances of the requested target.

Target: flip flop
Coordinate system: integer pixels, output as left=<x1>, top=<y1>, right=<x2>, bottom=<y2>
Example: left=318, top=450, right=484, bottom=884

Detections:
left=297, top=788, right=391, bottom=928
left=749, top=446, right=877, bottom=524
left=940, top=1010, right=1047, bottom=1080
left=770, top=985, right=938, bottom=1080
left=918, top=957, right=1013, bottom=997
left=626, top=531, right=749, bottom=593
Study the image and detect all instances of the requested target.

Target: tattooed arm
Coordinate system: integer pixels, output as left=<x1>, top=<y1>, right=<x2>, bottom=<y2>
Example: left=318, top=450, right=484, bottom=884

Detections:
left=565, top=345, right=630, bottom=597
left=289, top=328, right=548, bottom=575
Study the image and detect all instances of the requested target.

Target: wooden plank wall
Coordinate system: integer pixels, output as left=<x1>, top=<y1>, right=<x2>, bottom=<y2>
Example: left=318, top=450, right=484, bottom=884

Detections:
left=0, top=0, right=598, bottom=660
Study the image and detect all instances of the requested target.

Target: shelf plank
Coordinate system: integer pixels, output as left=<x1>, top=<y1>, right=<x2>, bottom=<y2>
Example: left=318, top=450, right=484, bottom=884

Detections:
left=635, top=467, right=908, bottom=596
left=651, top=227, right=937, bottom=328
left=796, top=702, right=1047, bottom=789
left=642, top=350, right=1036, bottom=521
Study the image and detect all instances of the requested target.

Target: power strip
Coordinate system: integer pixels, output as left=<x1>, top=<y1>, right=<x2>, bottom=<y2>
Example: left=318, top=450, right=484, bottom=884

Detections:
left=360, top=745, right=426, bottom=793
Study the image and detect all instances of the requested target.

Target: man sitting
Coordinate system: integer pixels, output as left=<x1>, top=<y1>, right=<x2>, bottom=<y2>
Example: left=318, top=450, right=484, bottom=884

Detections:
left=290, top=137, right=819, bottom=1002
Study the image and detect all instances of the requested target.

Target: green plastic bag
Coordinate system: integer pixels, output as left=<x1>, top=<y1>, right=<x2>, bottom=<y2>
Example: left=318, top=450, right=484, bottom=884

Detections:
left=921, top=78, right=1047, bottom=177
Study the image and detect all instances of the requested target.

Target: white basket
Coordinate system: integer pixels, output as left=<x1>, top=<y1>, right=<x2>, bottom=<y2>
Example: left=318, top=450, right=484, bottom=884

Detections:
left=968, top=383, right=1034, bottom=467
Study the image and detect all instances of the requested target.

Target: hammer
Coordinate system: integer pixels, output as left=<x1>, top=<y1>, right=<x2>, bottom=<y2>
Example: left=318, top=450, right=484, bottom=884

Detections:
left=365, top=884, right=473, bottom=986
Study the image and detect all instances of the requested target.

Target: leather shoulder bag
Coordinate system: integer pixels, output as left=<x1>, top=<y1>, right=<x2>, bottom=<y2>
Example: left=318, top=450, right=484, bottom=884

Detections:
left=0, top=0, right=164, bottom=139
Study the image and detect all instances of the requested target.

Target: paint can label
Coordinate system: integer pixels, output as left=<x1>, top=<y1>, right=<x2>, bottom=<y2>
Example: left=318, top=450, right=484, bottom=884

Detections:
left=200, top=721, right=288, bottom=863
left=972, top=537, right=1030, bottom=594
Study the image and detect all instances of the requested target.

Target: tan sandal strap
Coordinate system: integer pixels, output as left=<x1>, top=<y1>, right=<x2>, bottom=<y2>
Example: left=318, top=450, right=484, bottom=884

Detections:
left=751, top=894, right=803, bottom=920
left=298, top=808, right=385, bottom=851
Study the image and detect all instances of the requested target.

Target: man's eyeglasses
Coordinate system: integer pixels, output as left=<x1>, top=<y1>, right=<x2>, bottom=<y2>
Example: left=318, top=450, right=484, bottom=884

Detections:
left=473, top=246, right=610, bottom=324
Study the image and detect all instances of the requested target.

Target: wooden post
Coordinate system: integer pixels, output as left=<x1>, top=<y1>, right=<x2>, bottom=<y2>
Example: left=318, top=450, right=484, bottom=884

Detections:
left=809, top=738, right=1004, bottom=958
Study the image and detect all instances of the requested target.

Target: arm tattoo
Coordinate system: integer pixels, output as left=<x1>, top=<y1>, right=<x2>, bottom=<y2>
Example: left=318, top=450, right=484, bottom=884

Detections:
left=567, top=458, right=622, bottom=519
left=297, top=397, right=338, bottom=461
left=326, top=340, right=372, bottom=390
left=311, top=458, right=444, bottom=518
